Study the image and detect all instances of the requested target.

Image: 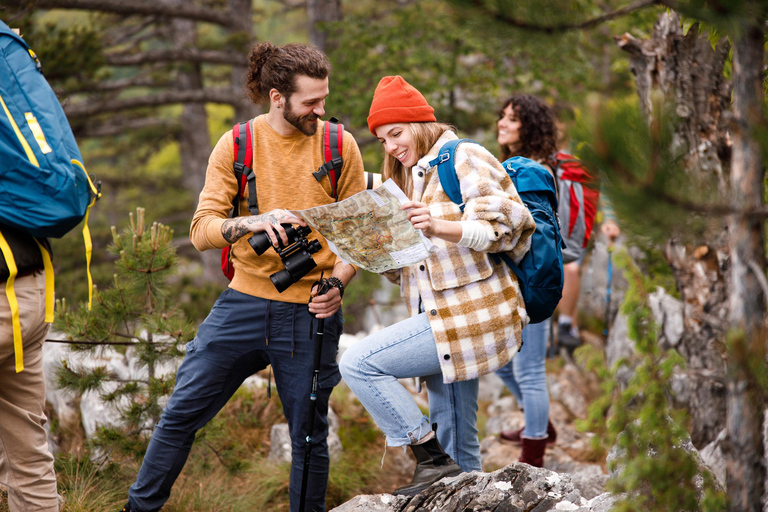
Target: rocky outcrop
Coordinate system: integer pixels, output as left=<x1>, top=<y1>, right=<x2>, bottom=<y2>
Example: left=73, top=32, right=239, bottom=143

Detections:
left=331, top=463, right=616, bottom=512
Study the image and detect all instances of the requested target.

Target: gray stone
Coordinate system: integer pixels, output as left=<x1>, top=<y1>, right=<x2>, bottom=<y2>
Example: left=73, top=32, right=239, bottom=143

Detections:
left=698, top=428, right=726, bottom=488
left=331, top=463, right=583, bottom=512
left=268, top=407, right=343, bottom=463
left=648, top=287, right=684, bottom=348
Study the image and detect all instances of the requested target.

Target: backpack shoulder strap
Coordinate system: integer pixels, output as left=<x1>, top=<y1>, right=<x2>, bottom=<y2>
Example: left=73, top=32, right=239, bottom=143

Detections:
left=429, top=138, right=478, bottom=212
left=232, top=119, right=257, bottom=216
left=313, top=117, right=344, bottom=201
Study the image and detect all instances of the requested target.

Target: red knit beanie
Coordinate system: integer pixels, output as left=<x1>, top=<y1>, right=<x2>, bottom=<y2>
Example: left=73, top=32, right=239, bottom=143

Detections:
left=367, top=76, right=436, bottom=135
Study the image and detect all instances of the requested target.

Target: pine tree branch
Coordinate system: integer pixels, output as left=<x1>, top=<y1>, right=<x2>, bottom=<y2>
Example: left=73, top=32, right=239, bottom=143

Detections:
left=63, top=87, right=244, bottom=118
left=463, top=0, right=661, bottom=32
left=7, top=0, right=237, bottom=27
left=104, top=48, right=245, bottom=67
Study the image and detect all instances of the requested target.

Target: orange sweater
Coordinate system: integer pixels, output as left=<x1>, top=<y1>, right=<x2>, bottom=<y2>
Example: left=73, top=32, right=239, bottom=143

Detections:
left=190, top=116, right=366, bottom=303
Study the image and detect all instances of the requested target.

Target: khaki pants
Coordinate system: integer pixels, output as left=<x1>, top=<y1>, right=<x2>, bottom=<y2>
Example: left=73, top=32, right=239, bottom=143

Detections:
left=0, top=271, right=57, bottom=512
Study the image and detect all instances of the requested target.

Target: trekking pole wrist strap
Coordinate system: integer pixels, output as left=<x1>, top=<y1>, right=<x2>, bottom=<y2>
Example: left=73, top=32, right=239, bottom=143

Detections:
left=325, top=277, right=344, bottom=298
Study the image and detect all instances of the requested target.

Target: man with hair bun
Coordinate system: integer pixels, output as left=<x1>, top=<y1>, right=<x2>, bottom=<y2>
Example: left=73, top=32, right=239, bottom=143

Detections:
left=122, top=42, right=365, bottom=512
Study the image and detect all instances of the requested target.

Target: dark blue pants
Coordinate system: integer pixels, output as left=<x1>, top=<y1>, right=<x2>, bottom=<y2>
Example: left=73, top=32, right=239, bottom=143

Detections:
left=127, top=288, right=343, bottom=512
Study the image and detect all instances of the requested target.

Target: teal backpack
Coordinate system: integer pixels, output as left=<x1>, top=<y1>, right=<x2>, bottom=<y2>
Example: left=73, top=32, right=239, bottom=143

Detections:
left=430, top=139, right=564, bottom=324
left=0, top=21, right=100, bottom=372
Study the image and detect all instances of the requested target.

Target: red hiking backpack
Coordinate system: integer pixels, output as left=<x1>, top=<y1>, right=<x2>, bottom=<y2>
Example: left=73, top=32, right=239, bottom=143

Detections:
left=551, top=151, right=599, bottom=264
left=220, top=117, right=344, bottom=280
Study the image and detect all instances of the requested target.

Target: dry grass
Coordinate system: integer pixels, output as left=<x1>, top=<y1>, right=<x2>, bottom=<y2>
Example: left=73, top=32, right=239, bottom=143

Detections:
left=0, top=383, right=412, bottom=512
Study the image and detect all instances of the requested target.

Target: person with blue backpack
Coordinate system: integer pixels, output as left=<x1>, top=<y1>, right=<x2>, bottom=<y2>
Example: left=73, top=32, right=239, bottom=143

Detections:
left=494, top=94, right=564, bottom=467
left=339, top=76, right=540, bottom=496
left=1, top=23, right=100, bottom=512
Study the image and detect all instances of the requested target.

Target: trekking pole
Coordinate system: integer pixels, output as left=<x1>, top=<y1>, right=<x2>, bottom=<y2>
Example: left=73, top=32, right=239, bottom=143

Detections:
left=603, top=244, right=613, bottom=339
left=299, top=274, right=332, bottom=512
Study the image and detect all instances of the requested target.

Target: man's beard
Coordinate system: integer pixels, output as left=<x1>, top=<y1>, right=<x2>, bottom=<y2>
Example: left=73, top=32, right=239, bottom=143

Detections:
left=283, top=102, right=319, bottom=136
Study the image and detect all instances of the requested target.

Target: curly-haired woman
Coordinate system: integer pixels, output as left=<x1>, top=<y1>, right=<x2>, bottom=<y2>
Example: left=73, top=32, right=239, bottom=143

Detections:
left=494, top=93, right=558, bottom=468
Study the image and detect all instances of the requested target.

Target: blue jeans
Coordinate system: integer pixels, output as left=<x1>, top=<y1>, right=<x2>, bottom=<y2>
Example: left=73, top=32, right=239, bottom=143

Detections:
left=128, top=288, right=343, bottom=512
left=494, top=318, right=550, bottom=439
left=339, top=313, right=481, bottom=472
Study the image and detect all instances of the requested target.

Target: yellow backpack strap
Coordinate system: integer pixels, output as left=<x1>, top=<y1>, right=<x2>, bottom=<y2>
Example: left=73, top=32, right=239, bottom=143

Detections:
left=0, top=229, right=23, bottom=373
left=35, top=240, right=54, bottom=323
left=72, top=159, right=101, bottom=310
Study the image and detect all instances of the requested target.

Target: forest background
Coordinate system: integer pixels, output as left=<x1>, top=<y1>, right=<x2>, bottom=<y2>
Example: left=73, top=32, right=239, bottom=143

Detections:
left=1, top=0, right=767, bottom=511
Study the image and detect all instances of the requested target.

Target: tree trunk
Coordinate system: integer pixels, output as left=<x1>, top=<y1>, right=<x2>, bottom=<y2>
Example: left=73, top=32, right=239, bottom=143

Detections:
left=307, top=0, right=342, bottom=52
left=725, top=20, right=766, bottom=512
left=166, top=0, right=224, bottom=285
left=617, top=11, right=732, bottom=448
left=228, top=0, right=260, bottom=122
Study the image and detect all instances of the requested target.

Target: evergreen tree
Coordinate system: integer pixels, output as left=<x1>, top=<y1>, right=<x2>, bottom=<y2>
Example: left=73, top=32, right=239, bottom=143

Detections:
left=54, top=208, right=195, bottom=459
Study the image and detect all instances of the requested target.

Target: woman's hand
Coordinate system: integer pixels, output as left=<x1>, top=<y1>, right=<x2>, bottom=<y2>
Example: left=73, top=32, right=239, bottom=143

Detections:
left=402, top=201, right=438, bottom=236
left=402, top=201, right=463, bottom=242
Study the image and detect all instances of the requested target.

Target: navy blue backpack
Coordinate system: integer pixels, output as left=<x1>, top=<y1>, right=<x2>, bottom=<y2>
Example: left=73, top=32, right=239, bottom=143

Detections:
left=431, top=139, right=564, bottom=324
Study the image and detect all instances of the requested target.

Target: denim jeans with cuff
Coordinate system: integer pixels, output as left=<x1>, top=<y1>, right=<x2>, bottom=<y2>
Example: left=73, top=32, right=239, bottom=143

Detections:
left=339, top=313, right=481, bottom=472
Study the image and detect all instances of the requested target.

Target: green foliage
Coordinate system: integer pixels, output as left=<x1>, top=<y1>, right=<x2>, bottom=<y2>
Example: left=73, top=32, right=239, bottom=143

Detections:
left=53, top=208, right=195, bottom=459
left=341, top=270, right=383, bottom=333
left=573, top=95, right=722, bottom=248
left=7, top=17, right=105, bottom=85
left=578, top=251, right=727, bottom=511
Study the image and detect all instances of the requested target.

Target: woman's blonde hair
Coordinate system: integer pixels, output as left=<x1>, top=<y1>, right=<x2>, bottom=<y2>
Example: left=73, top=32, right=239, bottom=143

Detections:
left=381, top=122, right=454, bottom=198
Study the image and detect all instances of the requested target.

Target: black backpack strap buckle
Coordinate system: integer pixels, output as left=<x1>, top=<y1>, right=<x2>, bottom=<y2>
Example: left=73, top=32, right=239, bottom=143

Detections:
left=313, top=156, right=343, bottom=182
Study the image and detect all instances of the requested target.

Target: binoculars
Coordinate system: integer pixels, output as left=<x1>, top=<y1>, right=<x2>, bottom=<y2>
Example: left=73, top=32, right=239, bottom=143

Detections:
left=249, top=224, right=322, bottom=293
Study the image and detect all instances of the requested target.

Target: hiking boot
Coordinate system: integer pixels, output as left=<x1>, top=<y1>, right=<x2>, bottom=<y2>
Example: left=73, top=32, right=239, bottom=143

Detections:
left=557, top=322, right=581, bottom=355
left=499, top=420, right=557, bottom=446
left=519, top=436, right=548, bottom=468
left=393, top=433, right=462, bottom=496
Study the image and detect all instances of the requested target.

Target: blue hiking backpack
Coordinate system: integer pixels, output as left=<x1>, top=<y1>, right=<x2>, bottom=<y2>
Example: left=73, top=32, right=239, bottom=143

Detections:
left=431, top=139, right=564, bottom=324
left=0, top=21, right=99, bottom=238
left=0, top=21, right=100, bottom=372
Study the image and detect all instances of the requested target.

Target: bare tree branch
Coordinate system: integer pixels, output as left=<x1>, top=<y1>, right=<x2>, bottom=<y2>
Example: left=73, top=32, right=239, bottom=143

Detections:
left=6, top=0, right=236, bottom=27
left=65, top=76, right=168, bottom=94
left=72, top=117, right=180, bottom=137
left=105, top=48, right=245, bottom=67
left=465, top=0, right=660, bottom=33
left=63, top=87, right=245, bottom=118
left=747, top=260, right=768, bottom=307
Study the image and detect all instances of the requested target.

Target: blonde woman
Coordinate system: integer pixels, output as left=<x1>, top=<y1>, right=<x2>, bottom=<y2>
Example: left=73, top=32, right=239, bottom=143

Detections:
left=339, top=76, right=535, bottom=495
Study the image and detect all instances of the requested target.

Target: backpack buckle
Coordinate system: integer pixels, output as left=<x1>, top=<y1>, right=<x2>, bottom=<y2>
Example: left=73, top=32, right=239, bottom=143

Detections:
left=438, top=152, right=450, bottom=164
left=314, top=157, right=343, bottom=182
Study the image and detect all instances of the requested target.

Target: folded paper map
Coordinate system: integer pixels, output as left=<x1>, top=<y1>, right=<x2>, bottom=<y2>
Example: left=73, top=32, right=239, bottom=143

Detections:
left=291, top=179, right=434, bottom=273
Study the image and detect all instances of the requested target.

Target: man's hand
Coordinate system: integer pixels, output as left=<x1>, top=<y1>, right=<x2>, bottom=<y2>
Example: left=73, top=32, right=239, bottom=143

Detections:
left=308, top=285, right=342, bottom=319
left=600, top=219, right=621, bottom=242
left=222, top=209, right=305, bottom=245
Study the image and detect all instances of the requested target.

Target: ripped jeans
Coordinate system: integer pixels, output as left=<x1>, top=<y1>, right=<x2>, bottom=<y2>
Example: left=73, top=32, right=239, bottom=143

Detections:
left=339, top=313, right=481, bottom=472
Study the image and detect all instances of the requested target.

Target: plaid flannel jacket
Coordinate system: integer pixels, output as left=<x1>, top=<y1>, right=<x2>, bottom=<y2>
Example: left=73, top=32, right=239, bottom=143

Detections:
left=398, top=131, right=536, bottom=383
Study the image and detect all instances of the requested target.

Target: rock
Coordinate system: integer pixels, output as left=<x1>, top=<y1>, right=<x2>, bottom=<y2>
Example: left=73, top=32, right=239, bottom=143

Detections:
left=548, top=363, right=598, bottom=419
left=698, top=428, right=726, bottom=488
left=331, top=463, right=590, bottom=512
left=648, top=288, right=684, bottom=349
left=268, top=407, right=343, bottom=463
left=604, top=312, right=632, bottom=371
left=268, top=423, right=292, bottom=463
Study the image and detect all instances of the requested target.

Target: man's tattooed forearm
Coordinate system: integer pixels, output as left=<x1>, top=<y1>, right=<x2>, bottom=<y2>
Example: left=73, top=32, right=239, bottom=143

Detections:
left=222, top=215, right=269, bottom=243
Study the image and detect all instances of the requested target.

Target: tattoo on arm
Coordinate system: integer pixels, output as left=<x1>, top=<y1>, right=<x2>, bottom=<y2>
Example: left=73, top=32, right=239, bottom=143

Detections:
left=221, top=215, right=269, bottom=243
